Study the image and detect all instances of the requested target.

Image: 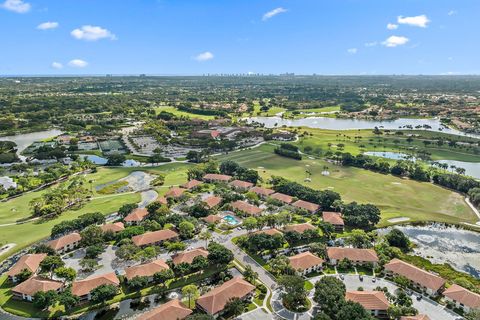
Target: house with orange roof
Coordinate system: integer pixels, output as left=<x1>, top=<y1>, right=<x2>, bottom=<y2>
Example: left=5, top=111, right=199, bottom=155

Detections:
left=443, top=284, right=480, bottom=313
left=345, top=291, right=389, bottom=318
left=384, top=259, right=446, bottom=296
left=230, top=200, right=262, bottom=216
left=202, top=173, right=232, bottom=183
left=292, top=200, right=320, bottom=213
left=172, top=247, right=209, bottom=266
left=327, top=247, right=379, bottom=267
left=283, top=223, right=317, bottom=234
left=182, top=179, right=203, bottom=190
left=288, top=251, right=324, bottom=276
left=251, top=228, right=283, bottom=237
left=196, top=277, right=255, bottom=316
left=165, top=187, right=187, bottom=199
left=138, top=298, right=192, bottom=320
left=155, top=196, right=168, bottom=205
left=72, top=272, right=120, bottom=302
left=269, top=192, right=294, bottom=204
left=202, top=195, right=222, bottom=209
left=250, top=186, right=275, bottom=198
left=100, top=222, right=125, bottom=234
left=124, top=259, right=170, bottom=282
left=322, top=211, right=344, bottom=232
left=48, top=232, right=82, bottom=254
left=202, top=214, right=222, bottom=224
left=132, top=229, right=179, bottom=247
left=7, top=253, right=47, bottom=283
left=124, top=208, right=149, bottom=226
left=229, top=179, right=254, bottom=191
left=12, top=276, right=63, bottom=301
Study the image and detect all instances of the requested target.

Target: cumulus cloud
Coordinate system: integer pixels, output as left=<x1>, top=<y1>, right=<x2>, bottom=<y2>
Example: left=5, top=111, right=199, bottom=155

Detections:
left=387, top=23, right=398, bottom=30
left=382, top=35, right=409, bottom=47
left=262, top=7, right=287, bottom=21
left=51, top=62, right=63, bottom=69
left=68, top=59, right=88, bottom=68
left=71, top=25, right=116, bottom=41
left=1, top=0, right=31, bottom=13
left=364, top=41, right=378, bottom=47
left=397, top=15, right=430, bottom=28
left=347, top=48, right=358, bottom=54
left=194, top=51, right=214, bottom=62
left=37, top=22, right=59, bottom=30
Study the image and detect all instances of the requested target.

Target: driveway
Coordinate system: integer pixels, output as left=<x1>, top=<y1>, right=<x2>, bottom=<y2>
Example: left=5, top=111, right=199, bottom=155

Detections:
left=237, top=307, right=273, bottom=320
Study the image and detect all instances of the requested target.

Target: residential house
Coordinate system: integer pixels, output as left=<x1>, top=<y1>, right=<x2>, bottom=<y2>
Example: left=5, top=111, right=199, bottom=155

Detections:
left=384, top=259, right=446, bottom=296
left=124, top=208, right=149, bottom=226
left=165, top=187, right=187, bottom=199
left=132, top=229, right=179, bottom=247
left=12, top=276, right=63, bottom=301
left=284, top=223, right=317, bottom=234
left=124, top=259, right=170, bottom=282
left=251, top=228, right=283, bottom=237
left=48, top=232, right=81, bottom=254
left=155, top=196, right=168, bottom=206
left=202, top=196, right=222, bottom=209
left=443, top=284, right=480, bottom=313
left=288, top=251, right=324, bottom=276
left=345, top=291, right=389, bottom=319
left=322, top=211, right=345, bottom=232
left=327, top=247, right=379, bottom=267
left=182, top=179, right=203, bottom=190
left=202, top=173, right=232, bottom=183
left=230, top=200, right=262, bottom=216
left=202, top=214, right=222, bottom=224
left=7, top=253, right=47, bottom=283
left=229, top=179, right=254, bottom=191
left=72, top=272, right=120, bottom=302
left=100, top=222, right=125, bottom=234
left=172, top=247, right=209, bottom=266
left=292, top=200, right=320, bottom=213
left=249, top=186, right=275, bottom=198
left=269, top=192, right=294, bottom=204
left=138, top=299, right=193, bottom=320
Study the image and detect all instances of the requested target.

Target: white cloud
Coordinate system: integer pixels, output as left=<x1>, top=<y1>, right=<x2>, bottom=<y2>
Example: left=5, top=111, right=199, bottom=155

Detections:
left=37, top=21, right=59, bottom=30
left=397, top=15, right=430, bottom=28
left=447, top=10, right=457, bottom=16
left=71, top=25, right=116, bottom=41
left=68, top=59, right=88, bottom=68
left=262, top=7, right=287, bottom=21
left=1, top=0, right=31, bottom=13
left=194, top=51, right=214, bottom=62
left=364, top=41, right=378, bottom=47
left=382, top=35, right=409, bottom=47
left=51, top=62, right=63, bottom=69
left=387, top=23, right=398, bottom=30
left=347, top=48, right=358, bottom=54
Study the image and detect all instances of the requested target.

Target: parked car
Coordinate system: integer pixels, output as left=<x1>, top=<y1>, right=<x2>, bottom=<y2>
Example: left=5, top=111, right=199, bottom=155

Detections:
left=359, top=275, right=364, bottom=281
left=372, top=278, right=376, bottom=283
left=416, top=295, right=422, bottom=301
left=339, top=274, right=344, bottom=280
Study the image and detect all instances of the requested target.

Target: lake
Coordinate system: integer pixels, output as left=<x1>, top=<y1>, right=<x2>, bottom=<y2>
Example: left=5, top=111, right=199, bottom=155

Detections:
left=246, top=116, right=480, bottom=139
left=0, top=129, right=63, bottom=154
left=379, top=225, right=480, bottom=277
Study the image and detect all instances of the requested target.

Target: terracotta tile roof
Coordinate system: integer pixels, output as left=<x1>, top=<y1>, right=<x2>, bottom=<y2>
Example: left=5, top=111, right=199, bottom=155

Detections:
left=345, top=291, right=389, bottom=310
left=292, top=200, right=320, bottom=212
left=384, top=259, right=445, bottom=292
left=322, top=212, right=344, bottom=226
left=202, top=214, right=222, bottom=224
left=203, top=173, right=232, bottom=182
left=132, top=229, right=179, bottom=246
left=196, top=277, right=255, bottom=315
left=284, top=223, right=316, bottom=234
left=12, top=276, right=63, bottom=296
left=250, top=186, right=275, bottom=196
left=270, top=192, right=293, bottom=204
left=443, top=284, right=480, bottom=309
left=203, top=196, right=222, bottom=209
left=155, top=196, right=168, bottom=205
left=230, top=200, right=262, bottom=216
left=124, top=259, right=170, bottom=280
left=138, top=299, right=193, bottom=320
left=327, top=247, right=379, bottom=263
left=100, top=222, right=125, bottom=233
left=252, top=228, right=283, bottom=236
left=165, top=187, right=186, bottom=198
left=229, top=180, right=254, bottom=189
left=182, top=179, right=203, bottom=190
left=124, top=208, right=149, bottom=223
left=401, top=315, right=431, bottom=320
left=172, top=247, right=209, bottom=265
left=289, top=251, right=324, bottom=271
left=7, top=253, right=47, bottom=277
left=72, top=272, right=120, bottom=297
left=48, top=232, right=81, bottom=251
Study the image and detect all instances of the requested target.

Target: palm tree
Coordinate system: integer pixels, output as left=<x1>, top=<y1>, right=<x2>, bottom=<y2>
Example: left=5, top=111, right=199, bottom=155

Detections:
left=243, top=265, right=258, bottom=284
left=199, top=230, right=212, bottom=247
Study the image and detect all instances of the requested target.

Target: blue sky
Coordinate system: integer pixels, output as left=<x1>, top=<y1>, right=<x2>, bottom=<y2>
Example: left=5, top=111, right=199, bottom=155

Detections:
left=1, top=0, right=479, bottom=75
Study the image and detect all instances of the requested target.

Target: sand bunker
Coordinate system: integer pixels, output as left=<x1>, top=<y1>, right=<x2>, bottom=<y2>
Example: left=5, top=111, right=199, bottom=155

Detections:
left=388, top=217, right=411, bottom=223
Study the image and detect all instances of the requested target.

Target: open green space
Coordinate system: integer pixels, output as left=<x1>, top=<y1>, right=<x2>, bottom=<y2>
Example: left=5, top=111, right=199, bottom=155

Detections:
left=154, top=105, right=216, bottom=120
left=284, top=106, right=341, bottom=118
left=216, top=144, right=477, bottom=226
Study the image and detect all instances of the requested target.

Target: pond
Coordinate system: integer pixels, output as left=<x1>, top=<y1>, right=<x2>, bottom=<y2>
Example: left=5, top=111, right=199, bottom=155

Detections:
left=0, top=129, right=63, bottom=161
left=245, top=116, right=480, bottom=139
left=379, top=224, right=480, bottom=277
left=364, top=151, right=415, bottom=161
left=80, top=155, right=144, bottom=167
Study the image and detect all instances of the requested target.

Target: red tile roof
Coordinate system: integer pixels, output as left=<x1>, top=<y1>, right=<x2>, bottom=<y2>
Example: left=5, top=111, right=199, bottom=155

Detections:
left=289, top=251, right=324, bottom=271
left=203, top=196, right=222, bottom=209
left=196, top=277, right=255, bottom=315
left=443, top=284, right=480, bottom=309
left=48, top=232, right=81, bottom=251
left=182, top=179, right=203, bottom=190
left=172, top=247, right=209, bottom=265
left=124, top=259, right=170, bottom=280
left=270, top=192, right=293, bottom=204
left=155, top=196, right=168, bottom=205
left=327, top=247, right=379, bottom=263
left=252, top=228, right=283, bottom=236
left=292, top=200, right=320, bottom=212
left=322, top=212, right=344, bottom=226
left=12, top=276, right=63, bottom=297
left=284, top=223, right=316, bottom=233
left=7, top=253, right=47, bottom=277
left=250, top=186, right=275, bottom=197
left=345, top=291, right=389, bottom=311
left=202, top=214, right=222, bottom=224
left=124, top=208, right=149, bottom=223
left=230, top=200, right=262, bottom=216
left=138, top=299, right=192, bottom=320
left=203, top=173, right=232, bottom=182
left=100, top=222, right=125, bottom=233
left=132, top=229, right=179, bottom=246
left=384, top=259, right=445, bottom=292
left=165, top=187, right=186, bottom=198
left=72, top=272, right=120, bottom=297
left=229, top=180, right=254, bottom=189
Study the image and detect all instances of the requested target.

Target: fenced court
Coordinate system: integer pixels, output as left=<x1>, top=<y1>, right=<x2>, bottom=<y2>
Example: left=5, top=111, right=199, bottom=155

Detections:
left=99, top=139, right=126, bottom=153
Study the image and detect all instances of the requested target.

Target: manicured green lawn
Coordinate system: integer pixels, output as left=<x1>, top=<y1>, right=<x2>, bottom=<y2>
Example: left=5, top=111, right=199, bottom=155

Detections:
left=216, top=144, right=477, bottom=226
left=154, top=105, right=216, bottom=120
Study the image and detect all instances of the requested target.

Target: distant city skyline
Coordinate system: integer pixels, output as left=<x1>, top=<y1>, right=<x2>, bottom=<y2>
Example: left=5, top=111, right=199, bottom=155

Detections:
left=1, top=0, right=479, bottom=75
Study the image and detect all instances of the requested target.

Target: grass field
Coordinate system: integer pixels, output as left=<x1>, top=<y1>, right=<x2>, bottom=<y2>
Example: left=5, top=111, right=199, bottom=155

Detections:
left=154, top=105, right=216, bottom=120
left=284, top=106, right=341, bottom=118
left=216, top=144, right=477, bottom=226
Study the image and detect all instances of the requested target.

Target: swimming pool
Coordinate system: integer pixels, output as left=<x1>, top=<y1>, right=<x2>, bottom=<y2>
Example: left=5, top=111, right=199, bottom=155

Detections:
left=223, top=215, right=240, bottom=226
